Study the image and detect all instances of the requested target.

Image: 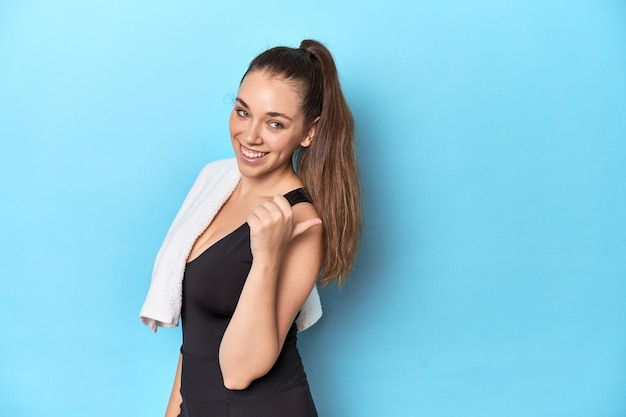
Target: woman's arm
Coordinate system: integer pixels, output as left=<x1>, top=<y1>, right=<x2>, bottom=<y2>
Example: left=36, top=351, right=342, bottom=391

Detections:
left=164, top=354, right=183, bottom=417
left=218, top=196, right=323, bottom=390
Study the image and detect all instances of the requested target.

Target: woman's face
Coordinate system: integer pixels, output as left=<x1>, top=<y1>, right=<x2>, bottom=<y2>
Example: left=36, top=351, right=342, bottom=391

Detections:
left=229, top=70, right=314, bottom=181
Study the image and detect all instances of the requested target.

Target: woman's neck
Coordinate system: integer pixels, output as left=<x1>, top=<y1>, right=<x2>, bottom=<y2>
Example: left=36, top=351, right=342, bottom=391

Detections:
left=236, top=166, right=302, bottom=199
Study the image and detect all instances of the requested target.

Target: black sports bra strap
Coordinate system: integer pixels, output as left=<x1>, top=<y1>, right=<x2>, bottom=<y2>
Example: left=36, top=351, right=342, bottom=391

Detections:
left=284, top=188, right=312, bottom=206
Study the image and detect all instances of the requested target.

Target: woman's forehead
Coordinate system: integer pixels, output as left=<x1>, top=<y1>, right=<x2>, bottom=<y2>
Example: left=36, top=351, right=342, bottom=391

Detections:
left=238, top=71, right=304, bottom=116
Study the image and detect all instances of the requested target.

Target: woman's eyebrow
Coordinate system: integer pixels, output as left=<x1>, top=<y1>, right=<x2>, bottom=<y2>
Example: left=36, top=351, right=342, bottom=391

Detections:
left=236, top=97, right=293, bottom=121
left=266, top=111, right=293, bottom=121
left=236, top=97, right=249, bottom=108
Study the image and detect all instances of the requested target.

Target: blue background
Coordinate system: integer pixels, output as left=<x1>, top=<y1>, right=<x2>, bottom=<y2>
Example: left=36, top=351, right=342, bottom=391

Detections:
left=1, top=1, right=625, bottom=416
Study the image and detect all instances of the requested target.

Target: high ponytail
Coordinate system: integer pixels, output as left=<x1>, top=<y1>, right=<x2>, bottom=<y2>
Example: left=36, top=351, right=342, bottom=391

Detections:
left=243, top=40, right=362, bottom=285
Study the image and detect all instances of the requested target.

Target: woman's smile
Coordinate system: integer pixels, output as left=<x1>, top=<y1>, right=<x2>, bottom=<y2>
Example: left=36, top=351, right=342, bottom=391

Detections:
left=240, top=144, right=269, bottom=161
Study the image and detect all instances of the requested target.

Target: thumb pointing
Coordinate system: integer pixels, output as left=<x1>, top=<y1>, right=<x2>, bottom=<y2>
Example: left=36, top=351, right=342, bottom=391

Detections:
left=292, top=218, right=322, bottom=239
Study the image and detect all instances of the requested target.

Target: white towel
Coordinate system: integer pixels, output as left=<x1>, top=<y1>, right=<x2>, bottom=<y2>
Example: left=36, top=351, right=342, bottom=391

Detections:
left=140, top=158, right=322, bottom=333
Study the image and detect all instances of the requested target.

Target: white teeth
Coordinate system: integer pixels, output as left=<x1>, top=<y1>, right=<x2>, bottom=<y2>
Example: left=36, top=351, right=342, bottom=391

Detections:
left=241, top=147, right=268, bottom=159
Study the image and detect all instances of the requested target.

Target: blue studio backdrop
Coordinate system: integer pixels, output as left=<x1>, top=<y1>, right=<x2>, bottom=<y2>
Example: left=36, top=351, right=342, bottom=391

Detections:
left=1, top=1, right=625, bottom=416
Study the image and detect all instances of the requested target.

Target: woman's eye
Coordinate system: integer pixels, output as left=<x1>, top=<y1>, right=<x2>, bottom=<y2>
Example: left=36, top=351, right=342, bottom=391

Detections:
left=269, top=121, right=283, bottom=129
left=236, top=109, right=249, bottom=118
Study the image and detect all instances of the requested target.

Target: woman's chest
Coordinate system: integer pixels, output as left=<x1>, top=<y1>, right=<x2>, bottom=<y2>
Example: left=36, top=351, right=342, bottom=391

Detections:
left=183, top=224, right=253, bottom=318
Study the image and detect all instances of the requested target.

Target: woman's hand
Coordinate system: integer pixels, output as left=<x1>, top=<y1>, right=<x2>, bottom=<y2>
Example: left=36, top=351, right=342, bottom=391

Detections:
left=247, top=195, right=321, bottom=261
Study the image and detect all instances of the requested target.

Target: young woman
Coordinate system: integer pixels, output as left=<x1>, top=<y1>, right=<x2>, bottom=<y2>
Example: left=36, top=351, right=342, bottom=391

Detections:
left=140, top=39, right=361, bottom=417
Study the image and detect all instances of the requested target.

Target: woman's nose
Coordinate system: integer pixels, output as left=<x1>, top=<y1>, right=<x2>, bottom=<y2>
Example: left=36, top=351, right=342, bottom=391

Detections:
left=246, top=125, right=263, bottom=145
left=243, top=121, right=263, bottom=145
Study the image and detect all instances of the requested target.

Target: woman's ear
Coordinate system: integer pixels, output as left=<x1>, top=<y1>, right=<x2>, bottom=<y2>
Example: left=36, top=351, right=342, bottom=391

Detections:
left=300, top=117, right=320, bottom=148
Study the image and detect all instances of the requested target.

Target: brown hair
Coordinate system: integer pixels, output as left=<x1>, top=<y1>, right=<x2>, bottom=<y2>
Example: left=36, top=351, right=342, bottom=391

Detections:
left=242, top=39, right=362, bottom=285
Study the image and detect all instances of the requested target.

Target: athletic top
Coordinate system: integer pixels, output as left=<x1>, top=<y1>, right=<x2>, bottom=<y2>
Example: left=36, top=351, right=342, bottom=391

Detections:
left=178, top=188, right=318, bottom=416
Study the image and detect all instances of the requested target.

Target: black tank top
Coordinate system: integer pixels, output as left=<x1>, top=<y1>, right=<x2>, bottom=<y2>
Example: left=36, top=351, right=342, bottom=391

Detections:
left=179, top=188, right=318, bottom=417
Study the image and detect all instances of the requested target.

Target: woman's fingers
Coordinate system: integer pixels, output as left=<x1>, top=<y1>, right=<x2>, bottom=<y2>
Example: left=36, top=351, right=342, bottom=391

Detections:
left=270, top=195, right=293, bottom=221
left=248, top=195, right=320, bottom=244
left=249, top=196, right=291, bottom=227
